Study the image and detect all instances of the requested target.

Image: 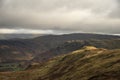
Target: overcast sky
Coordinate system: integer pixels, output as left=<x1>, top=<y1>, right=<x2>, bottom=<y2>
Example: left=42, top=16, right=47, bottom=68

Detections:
left=0, top=0, right=120, bottom=34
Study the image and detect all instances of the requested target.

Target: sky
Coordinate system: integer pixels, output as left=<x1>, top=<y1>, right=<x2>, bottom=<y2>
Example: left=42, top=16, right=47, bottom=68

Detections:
left=0, top=0, right=120, bottom=34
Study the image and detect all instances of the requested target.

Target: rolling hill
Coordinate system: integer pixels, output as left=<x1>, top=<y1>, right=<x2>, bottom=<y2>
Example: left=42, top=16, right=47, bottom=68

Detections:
left=0, top=46, right=120, bottom=80
left=32, top=39, right=120, bottom=63
left=0, top=34, right=42, bottom=40
left=0, top=33, right=120, bottom=72
left=0, top=33, right=120, bottom=62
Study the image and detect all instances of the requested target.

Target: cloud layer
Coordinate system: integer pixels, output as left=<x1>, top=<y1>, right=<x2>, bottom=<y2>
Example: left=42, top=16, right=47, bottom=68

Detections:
left=0, top=0, right=120, bottom=34
left=0, top=28, right=55, bottom=34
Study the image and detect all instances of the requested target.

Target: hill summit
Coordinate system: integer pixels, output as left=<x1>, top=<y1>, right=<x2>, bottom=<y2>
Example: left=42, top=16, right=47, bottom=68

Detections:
left=82, top=46, right=97, bottom=50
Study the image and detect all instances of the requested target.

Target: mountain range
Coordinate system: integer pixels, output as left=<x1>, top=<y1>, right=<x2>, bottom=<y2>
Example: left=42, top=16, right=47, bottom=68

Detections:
left=0, top=33, right=120, bottom=72
left=0, top=33, right=120, bottom=63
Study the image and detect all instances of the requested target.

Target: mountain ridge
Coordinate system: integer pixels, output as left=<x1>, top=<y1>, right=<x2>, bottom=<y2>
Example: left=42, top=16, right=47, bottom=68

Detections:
left=0, top=33, right=120, bottom=72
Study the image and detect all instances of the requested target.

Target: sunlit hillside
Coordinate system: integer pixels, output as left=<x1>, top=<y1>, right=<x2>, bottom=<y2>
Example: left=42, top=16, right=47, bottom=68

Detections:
left=0, top=46, right=120, bottom=80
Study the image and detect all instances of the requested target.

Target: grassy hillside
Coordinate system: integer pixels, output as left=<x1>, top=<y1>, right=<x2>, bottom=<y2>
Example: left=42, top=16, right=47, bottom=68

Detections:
left=32, top=39, right=120, bottom=63
left=0, top=46, right=120, bottom=80
left=0, top=33, right=120, bottom=64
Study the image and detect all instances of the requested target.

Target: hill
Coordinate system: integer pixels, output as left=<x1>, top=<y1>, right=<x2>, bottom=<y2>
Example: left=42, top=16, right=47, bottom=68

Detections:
left=0, top=46, right=120, bottom=80
left=32, top=39, right=120, bottom=63
left=0, top=34, right=42, bottom=40
left=0, top=33, right=120, bottom=62
left=0, top=33, right=120, bottom=71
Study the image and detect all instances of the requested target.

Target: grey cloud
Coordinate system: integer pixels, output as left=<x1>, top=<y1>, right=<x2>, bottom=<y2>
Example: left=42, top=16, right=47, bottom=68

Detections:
left=0, top=0, right=120, bottom=34
left=109, top=0, right=120, bottom=18
left=0, top=0, right=114, bottom=13
left=0, top=0, right=4, bottom=7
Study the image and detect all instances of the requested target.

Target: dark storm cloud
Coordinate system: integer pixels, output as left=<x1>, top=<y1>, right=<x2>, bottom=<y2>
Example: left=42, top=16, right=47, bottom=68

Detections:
left=0, top=0, right=120, bottom=34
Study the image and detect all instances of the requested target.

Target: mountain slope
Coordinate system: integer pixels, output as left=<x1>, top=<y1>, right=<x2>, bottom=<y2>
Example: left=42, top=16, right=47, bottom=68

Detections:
left=0, top=33, right=120, bottom=66
left=0, top=34, right=42, bottom=40
left=0, top=46, right=120, bottom=80
left=32, top=33, right=120, bottom=50
left=32, top=39, right=120, bottom=63
left=0, top=39, right=36, bottom=63
left=42, top=46, right=120, bottom=80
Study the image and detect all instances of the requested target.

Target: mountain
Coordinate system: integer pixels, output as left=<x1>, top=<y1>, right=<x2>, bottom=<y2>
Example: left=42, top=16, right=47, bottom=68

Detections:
left=0, top=33, right=120, bottom=72
left=0, top=34, right=43, bottom=40
left=0, top=33, right=120, bottom=65
left=32, top=39, right=120, bottom=63
left=32, top=33, right=120, bottom=50
left=0, top=46, right=120, bottom=80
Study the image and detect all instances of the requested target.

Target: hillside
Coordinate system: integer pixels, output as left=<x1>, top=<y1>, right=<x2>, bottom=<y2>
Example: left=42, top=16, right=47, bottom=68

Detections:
left=0, top=46, right=120, bottom=80
left=32, top=39, right=120, bottom=63
left=32, top=33, right=120, bottom=50
left=0, top=33, right=120, bottom=63
left=0, top=34, right=42, bottom=40
left=0, top=33, right=120, bottom=72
